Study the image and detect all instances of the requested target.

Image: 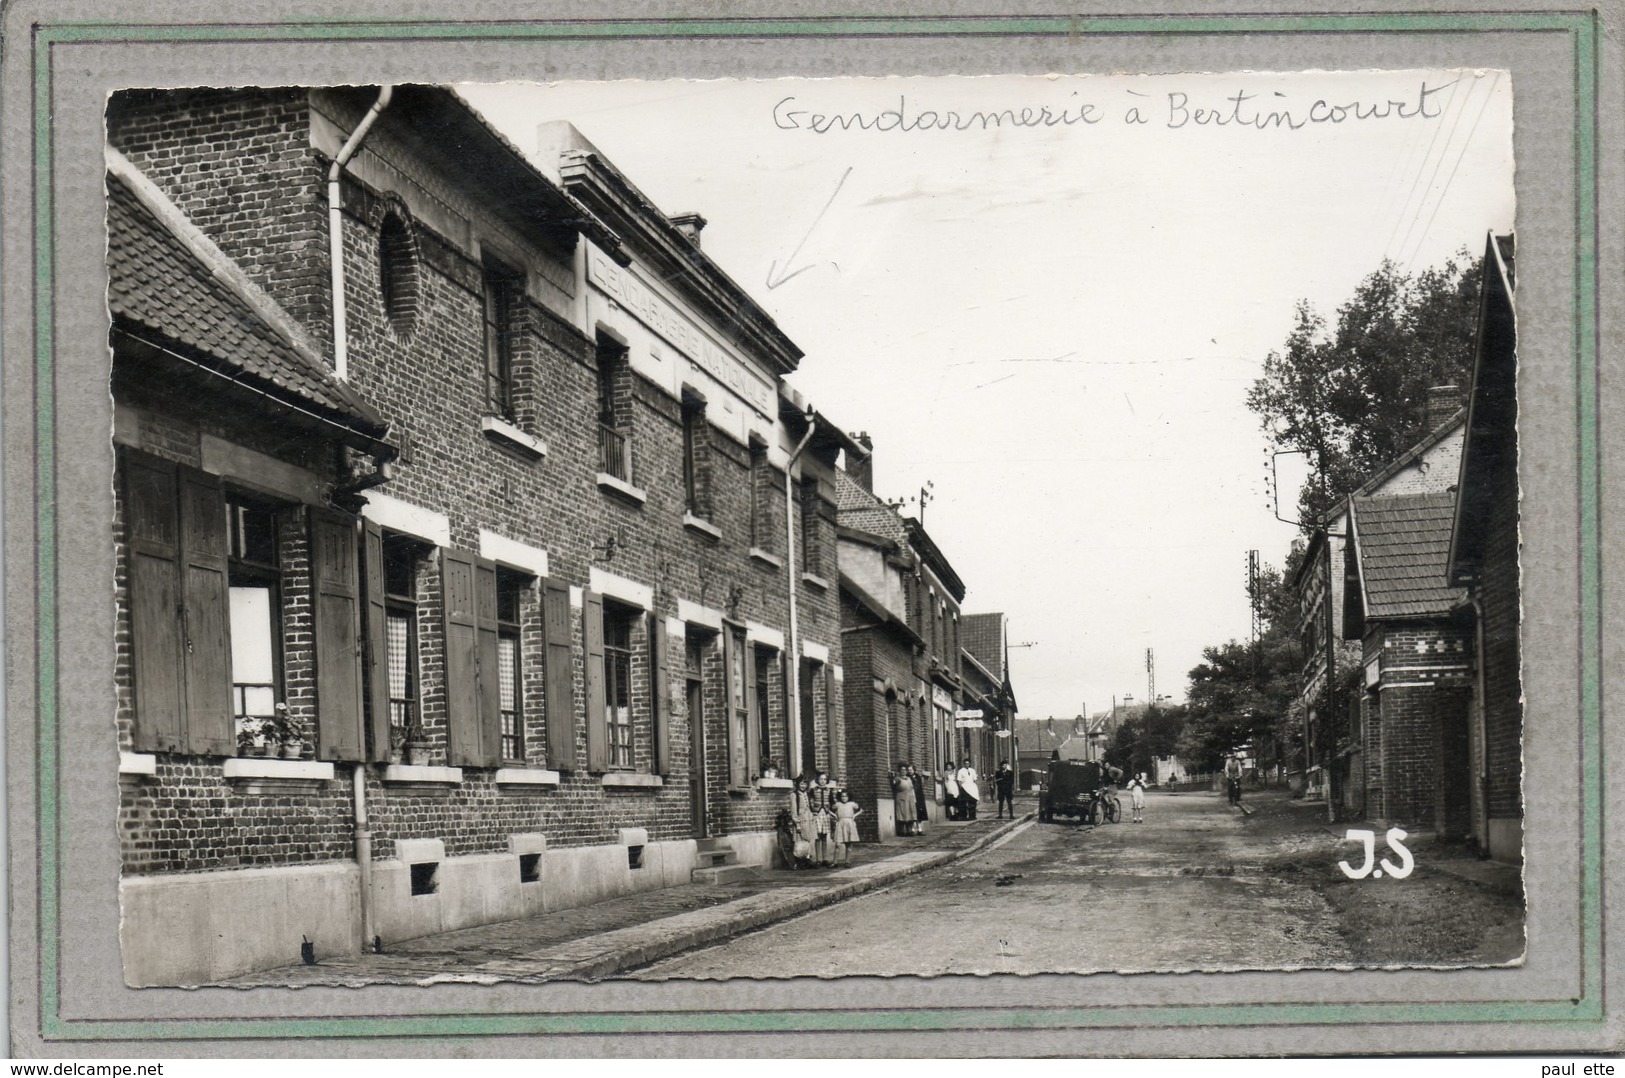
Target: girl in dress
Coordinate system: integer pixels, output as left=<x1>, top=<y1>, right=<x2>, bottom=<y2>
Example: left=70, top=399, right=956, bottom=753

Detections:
left=891, top=764, right=917, bottom=837
left=1127, top=772, right=1147, bottom=823
left=832, top=790, right=863, bottom=865
left=791, top=777, right=819, bottom=863
left=809, top=771, right=838, bottom=865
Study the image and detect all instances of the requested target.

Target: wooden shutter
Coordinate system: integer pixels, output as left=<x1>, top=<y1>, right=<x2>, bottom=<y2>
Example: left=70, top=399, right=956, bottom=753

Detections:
left=744, top=645, right=761, bottom=781
left=825, top=663, right=842, bottom=780
left=310, top=508, right=364, bottom=762
left=178, top=467, right=233, bottom=755
left=651, top=616, right=671, bottom=774
left=542, top=579, right=576, bottom=770
left=123, top=452, right=185, bottom=753
left=722, top=625, right=745, bottom=785
left=360, top=519, right=390, bottom=762
left=583, top=591, right=607, bottom=771
left=442, top=548, right=481, bottom=767
left=474, top=558, right=501, bottom=766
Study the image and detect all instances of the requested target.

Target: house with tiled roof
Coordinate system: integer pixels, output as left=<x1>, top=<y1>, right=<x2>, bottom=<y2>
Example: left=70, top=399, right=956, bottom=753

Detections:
left=1291, top=387, right=1467, bottom=813
left=108, top=85, right=859, bottom=985
left=1343, top=491, right=1473, bottom=832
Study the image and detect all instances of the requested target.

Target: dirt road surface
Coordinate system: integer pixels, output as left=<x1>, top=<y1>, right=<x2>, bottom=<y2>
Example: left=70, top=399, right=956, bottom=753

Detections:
left=630, top=789, right=1352, bottom=978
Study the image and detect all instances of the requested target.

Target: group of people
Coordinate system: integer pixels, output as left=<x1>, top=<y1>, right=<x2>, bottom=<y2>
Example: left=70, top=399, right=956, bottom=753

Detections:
left=889, top=760, right=1020, bottom=836
left=789, top=772, right=863, bottom=867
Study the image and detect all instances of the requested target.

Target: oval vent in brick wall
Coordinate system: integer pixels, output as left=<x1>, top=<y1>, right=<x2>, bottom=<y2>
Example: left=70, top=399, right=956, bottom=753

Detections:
left=377, top=211, right=420, bottom=339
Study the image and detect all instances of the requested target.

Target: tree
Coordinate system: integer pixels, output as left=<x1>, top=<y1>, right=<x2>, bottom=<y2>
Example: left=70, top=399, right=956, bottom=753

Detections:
left=1178, top=555, right=1303, bottom=775
left=1248, top=252, right=1483, bottom=523
left=1105, top=703, right=1186, bottom=778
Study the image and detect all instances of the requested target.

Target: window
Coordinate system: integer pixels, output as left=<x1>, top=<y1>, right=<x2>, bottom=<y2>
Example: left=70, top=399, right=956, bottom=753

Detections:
left=681, top=391, right=711, bottom=519
left=799, top=478, right=822, bottom=576
left=496, top=570, right=524, bottom=761
left=755, top=648, right=774, bottom=772
left=482, top=256, right=521, bottom=420
left=378, top=211, right=420, bottom=339
left=383, top=537, right=420, bottom=744
left=596, top=335, right=630, bottom=481
left=123, top=448, right=369, bottom=761
left=749, top=440, right=772, bottom=552
left=226, top=495, right=283, bottom=750
left=603, top=604, right=637, bottom=769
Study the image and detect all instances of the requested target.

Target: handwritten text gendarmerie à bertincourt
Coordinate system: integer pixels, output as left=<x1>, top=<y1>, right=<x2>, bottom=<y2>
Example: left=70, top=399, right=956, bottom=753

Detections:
left=771, top=79, right=1454, bottom=134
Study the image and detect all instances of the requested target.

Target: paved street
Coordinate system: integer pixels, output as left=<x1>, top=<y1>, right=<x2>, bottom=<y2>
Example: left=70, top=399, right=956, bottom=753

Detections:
left=630, top=789, right=1350, bottom=978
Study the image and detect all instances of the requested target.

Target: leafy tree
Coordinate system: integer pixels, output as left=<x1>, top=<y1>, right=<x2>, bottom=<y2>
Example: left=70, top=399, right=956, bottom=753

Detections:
left=1248, top=252, right=1482, bottom=523
left=1105, top=703, right=1186, bottom=779
left=1178, top=555, right=1303, bottom=774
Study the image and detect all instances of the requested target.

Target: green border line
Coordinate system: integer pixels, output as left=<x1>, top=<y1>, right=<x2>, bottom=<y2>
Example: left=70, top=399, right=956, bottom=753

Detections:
left=28, top=10, right=1603, bottom=1042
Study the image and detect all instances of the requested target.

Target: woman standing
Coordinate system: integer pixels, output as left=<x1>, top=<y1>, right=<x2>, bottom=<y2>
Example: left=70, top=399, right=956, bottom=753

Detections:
left=891, top=764, right=917, bottom=838
left=942, top=762, right=962, bottom=821
left=910, top=763, right=930, bottom=835
left=832, top=790, right=863, bottom=865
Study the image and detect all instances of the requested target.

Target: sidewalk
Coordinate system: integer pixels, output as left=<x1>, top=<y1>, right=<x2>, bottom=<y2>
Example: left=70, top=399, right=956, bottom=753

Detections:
left=220, top=808, right=1035, bottom=987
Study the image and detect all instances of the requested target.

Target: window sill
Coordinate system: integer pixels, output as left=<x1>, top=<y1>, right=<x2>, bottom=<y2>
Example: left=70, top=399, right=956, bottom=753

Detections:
left=801, top=572, right=830, bottom=592
left=749, top=547, right=783, bottom=570
left=222, top=757, right=336, bottom=781
left=495, top=768, right=562, bottom=787
left=596, top=472, right=648, bottom=506
left=756, top=776, right=794, bottom=790
left=382, top=764, right=463, bottom=785
left=119, top=752, right=158, bottom=776
left=481, top=415, right=547, bottom=461
left=683, top=513, right=723, bottom=541
left=601, top=772, right=663, bottom=789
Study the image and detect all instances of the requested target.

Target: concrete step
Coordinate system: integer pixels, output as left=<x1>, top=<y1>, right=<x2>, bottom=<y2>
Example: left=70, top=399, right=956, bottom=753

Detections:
left=695, top=837, right=738, bottom=867
left=691, top=863, right=758, bottom=885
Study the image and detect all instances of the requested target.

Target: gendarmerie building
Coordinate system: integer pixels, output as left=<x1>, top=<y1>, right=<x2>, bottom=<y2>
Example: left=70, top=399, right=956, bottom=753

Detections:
left=107, top=84, right=855, bottom=985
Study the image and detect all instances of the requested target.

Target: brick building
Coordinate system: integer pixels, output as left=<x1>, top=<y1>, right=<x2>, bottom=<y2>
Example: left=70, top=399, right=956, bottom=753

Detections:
left=1293, top=392, right=1465, bottom=811
left=835, top=449, right=987, bottom=839
left=1343, top=492, right=1473, bottom=832
left=107, top=85, right=854, bottom=984
left=958, top=612, right=1016, bottom=773
left=1447, top=234, right=1520, bottom=864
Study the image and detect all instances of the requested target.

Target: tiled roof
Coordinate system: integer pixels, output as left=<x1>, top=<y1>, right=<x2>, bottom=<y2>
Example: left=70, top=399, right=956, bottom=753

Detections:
left=960, top=613, right=1004, bottom=680
left=106, top=172, right=388, bottom=436
left=1351, top=491, right=1466, bottom=619
left=834, top=468, right=906, bottom=545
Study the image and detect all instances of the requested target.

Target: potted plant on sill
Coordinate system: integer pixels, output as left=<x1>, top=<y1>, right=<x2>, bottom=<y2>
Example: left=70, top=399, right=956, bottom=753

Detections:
left=760, top=758, right=781, bottom=780
left=264, top=704, right=306, bottom=759
left=403, top=723, right=431, bottom=767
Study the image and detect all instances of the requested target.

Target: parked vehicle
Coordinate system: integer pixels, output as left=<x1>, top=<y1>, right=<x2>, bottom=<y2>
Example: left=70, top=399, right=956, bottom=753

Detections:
left=1037, top=760, right=1121, bottom=824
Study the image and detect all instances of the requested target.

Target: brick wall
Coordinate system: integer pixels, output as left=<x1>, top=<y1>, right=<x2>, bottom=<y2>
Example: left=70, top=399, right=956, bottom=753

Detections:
left=1479, top=450, right=1521, bottom=823
left=1369, top=622, right=1474, bottom=832
left=107, top=89, right=331, bottom=350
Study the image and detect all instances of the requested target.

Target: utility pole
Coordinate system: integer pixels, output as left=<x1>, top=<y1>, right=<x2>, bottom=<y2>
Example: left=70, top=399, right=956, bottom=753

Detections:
left=1145, top=648, right=1155, bottom=707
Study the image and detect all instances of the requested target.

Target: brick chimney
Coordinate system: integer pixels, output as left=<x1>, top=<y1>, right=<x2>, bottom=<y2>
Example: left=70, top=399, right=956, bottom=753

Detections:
left=847, top=431, right=875, bottom=492
left=1426, top=385, right=1463, bottom=431
left=669, top=212, right=707, bottom=247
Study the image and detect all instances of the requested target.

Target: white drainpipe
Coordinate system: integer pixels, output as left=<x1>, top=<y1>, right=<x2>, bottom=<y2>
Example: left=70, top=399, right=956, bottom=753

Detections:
left=784, top=406, right=817, bottom=775
left=328, top=87, right=392, bottom=955
left=328, top=86, right=394, bottom=381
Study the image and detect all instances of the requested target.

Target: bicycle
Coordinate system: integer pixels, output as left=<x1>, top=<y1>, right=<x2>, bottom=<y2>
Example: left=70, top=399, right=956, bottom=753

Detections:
left=1087, top=787, right=1122, bottom=824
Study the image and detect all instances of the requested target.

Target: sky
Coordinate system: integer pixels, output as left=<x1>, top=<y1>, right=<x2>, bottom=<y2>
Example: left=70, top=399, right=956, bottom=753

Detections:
left=461, top=70, right=1515, bottom=721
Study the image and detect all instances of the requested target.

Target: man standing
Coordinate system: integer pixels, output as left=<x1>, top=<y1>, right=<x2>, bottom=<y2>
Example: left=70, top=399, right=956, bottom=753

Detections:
left=994, top=762, right=1016, bottom=819
left=956, top=760, right=981, bottom=820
